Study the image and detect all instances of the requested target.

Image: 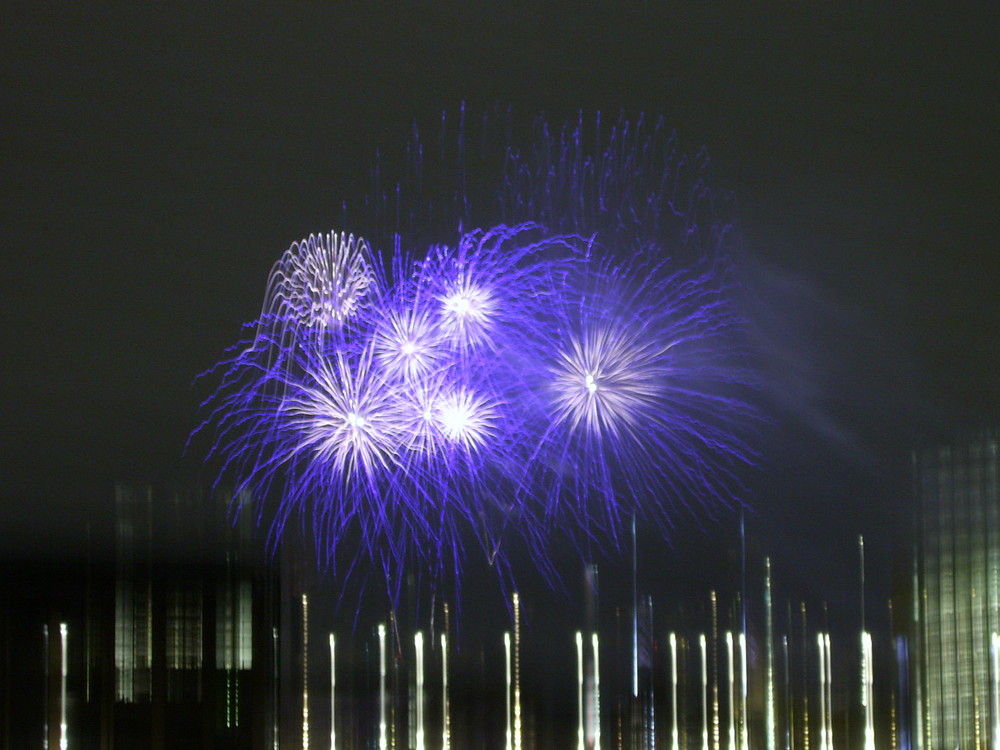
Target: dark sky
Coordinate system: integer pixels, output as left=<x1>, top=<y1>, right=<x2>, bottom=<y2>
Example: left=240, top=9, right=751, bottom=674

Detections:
left=3, top=2, right=998, bottom=647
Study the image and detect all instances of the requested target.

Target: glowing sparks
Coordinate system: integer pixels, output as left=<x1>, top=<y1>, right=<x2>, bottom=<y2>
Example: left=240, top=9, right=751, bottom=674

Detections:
left=194, top=111, right=759, bottom=606
left=550, top=324, right=662, bottom=440
left=264, top=231, right=376, bottom=331
left=439, top=281, right=497, bottom=347
left=282, top=347, right=400, bottom=480
left=436, top=387, right=494, bottom=449
left=373, top=304, right=441, bottom=381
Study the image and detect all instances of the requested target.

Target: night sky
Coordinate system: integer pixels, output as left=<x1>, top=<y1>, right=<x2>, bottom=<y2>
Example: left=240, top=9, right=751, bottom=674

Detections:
left=3, top=2, right=998, bottom=653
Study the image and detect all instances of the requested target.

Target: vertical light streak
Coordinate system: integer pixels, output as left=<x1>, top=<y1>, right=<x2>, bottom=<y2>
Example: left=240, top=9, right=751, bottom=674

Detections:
left=577, top=632, right=586, bottom=750
left=726, top=632, right=736, bottom=750
left=816, top=633, right=832, bottom=750
left=273, top=626, right=279, bottom=750
left=861, top=631, right=874, bottom=750
left=441, top=633, right=450, bottom=750
left=992, top=632, right=1000, bottom=750
left=701, top=634, right=709, bottom=750
left=43, top=624, right=49, bottom=750
left=593, top=632, right=602, bottom=750
left=765, top=560, right=776, bottom=750
left=800, top=604, right=809, bottom=750
left=739, top=510, right=748, bottom=750
left=859, top=536, right=874, bottom=750
left=414, top=631, right=425, bottom=750
left=670, top=633, right=679, bottom=750
left=783, top=635, right=792, bottom=750
left=504, top=632, right=513, bottom=750
left=303, top=594, right=309, bottom=750
left=329, top=633, right=336, bottom=750
left=378, top=623, right=387, bottom=750
left=712, top=592, right=720, bottom=750
left=824, top=634, right=832, bottom=750
left=514, top=592, right=522, bottom=750
left=817, top=634, right=827, bottom=750
left=739, top=632, right=749, bottom=750
left=59, top=623, right=67, bottom=750
left=632, top=516, right=639, bottom=699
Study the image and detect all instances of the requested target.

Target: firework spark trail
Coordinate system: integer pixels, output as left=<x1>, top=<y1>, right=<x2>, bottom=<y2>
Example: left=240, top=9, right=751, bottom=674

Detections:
left=195, top=223, right=593, bottom=598
left=418, top=224, right=580, bottom=354
left=260, top=231, right=378, bottom=346
left=194, top=111, right=759, bottom=605
left=519, top=253, right=758, bottom=541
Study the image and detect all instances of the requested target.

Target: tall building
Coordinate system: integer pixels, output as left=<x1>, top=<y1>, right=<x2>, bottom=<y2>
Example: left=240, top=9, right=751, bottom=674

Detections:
left=910, top=430, right=1000, bottom=750
left=0, top=482, right=281, bottom=750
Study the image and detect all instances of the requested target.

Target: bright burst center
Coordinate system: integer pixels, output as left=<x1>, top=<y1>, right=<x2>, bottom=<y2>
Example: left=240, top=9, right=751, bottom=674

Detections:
left=439, top=403, right=473, bottom=436
left=280, top=232, right=374, bottom=329
left=374, top=308, right=440, bottom=381
left=551, top=326, right=661, bottom=440
left=445, top=294, right=474, bottom=317
left=439, top=283, right=496, bottom=347
left=435, top=388, right=493, bottom=449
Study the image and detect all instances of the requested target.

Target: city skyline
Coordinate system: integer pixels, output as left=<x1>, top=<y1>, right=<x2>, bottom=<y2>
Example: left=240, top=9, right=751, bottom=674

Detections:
left=2, top=4, right=998, bottom=744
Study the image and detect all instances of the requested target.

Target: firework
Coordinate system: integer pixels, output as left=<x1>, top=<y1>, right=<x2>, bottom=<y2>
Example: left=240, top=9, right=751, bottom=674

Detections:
left=196, top=110, right=758, bottom=604
left=260, top=230, right=377, bottom=343
left=197, top=223, right=586, bottom=596
left=523, top=254, right=757, bottom=539
left=418, top=224, right=578, bottom=355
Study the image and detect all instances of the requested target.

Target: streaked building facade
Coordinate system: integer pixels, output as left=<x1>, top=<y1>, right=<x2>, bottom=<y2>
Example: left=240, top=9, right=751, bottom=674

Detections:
left=911, top=431, right=1000, bottom=750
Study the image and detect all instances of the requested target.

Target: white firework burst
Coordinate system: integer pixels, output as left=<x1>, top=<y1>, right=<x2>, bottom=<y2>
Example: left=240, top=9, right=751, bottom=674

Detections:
left=373, top=303, right=443, bottom=382
left=281, top=346, right=401, bottom=480
left=437, top=277, right=498, bottom=349
left=550, top=324, right=665, bottom=441
left=392, top=379, right=446, bottom=456
left=434, top=385, right=495, bottom=451
left=264, top=231, right=376, bottom=330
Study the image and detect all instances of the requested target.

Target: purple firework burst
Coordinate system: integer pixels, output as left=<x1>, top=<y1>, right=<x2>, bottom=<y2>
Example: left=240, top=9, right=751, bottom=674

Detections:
left=194, top=111, right=759, bottom=606
left=522, top=253, right=757, bottom=541
left=196, top=223, right=588, bottom=598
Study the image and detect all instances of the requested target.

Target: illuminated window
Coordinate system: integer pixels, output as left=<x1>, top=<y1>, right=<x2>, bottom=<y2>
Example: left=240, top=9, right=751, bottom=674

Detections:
left=217, top=577, right=253, bottom=671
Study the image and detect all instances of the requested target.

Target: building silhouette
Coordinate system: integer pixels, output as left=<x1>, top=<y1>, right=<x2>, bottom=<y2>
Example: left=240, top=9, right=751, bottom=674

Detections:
left=908, top=430, right=1000, bottom=750
left=0, top=481, right=283, bottom=750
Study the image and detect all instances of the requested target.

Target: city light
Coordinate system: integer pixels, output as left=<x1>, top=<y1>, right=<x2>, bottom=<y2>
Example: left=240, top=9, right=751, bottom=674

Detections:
left=59, top=623, right=67, bottom=750
left=862, top=631, right=875, bottom=750
left=817, top=633, right=826, bottom=750
left=817, top=633, right=832, bottom=750
left=576, top=632, right=585, bottom=750
left=513, top=592, right=522, bottom=750
left=504, top=632, right=512, bottom=750
left=726, top=632, right=735, bottom=750
left=670, top=632, right=679, bottom=750
left=765, top=559, right=775, bottom=750
left=592, top=632, right=601, bottom=750
left=993, top=632, right=1000, bottom=750
left=273, top=626, right=279, bottom=750
left=29, top=516, right=1000, bottom=750
left=378, top=623, right=387, bottom=750
left=701, top=633, right=709, bottom=750
left=825, top=634, right=832, bottom=750
left=302, top=594, right=309, bottom=750
left=415, top=631, right=425, bottom=750
left=739, top=632, right=749, bottom=750
left=329, top=633, right=336, bottom=750
left=441, top=633, right=450, bottom=750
